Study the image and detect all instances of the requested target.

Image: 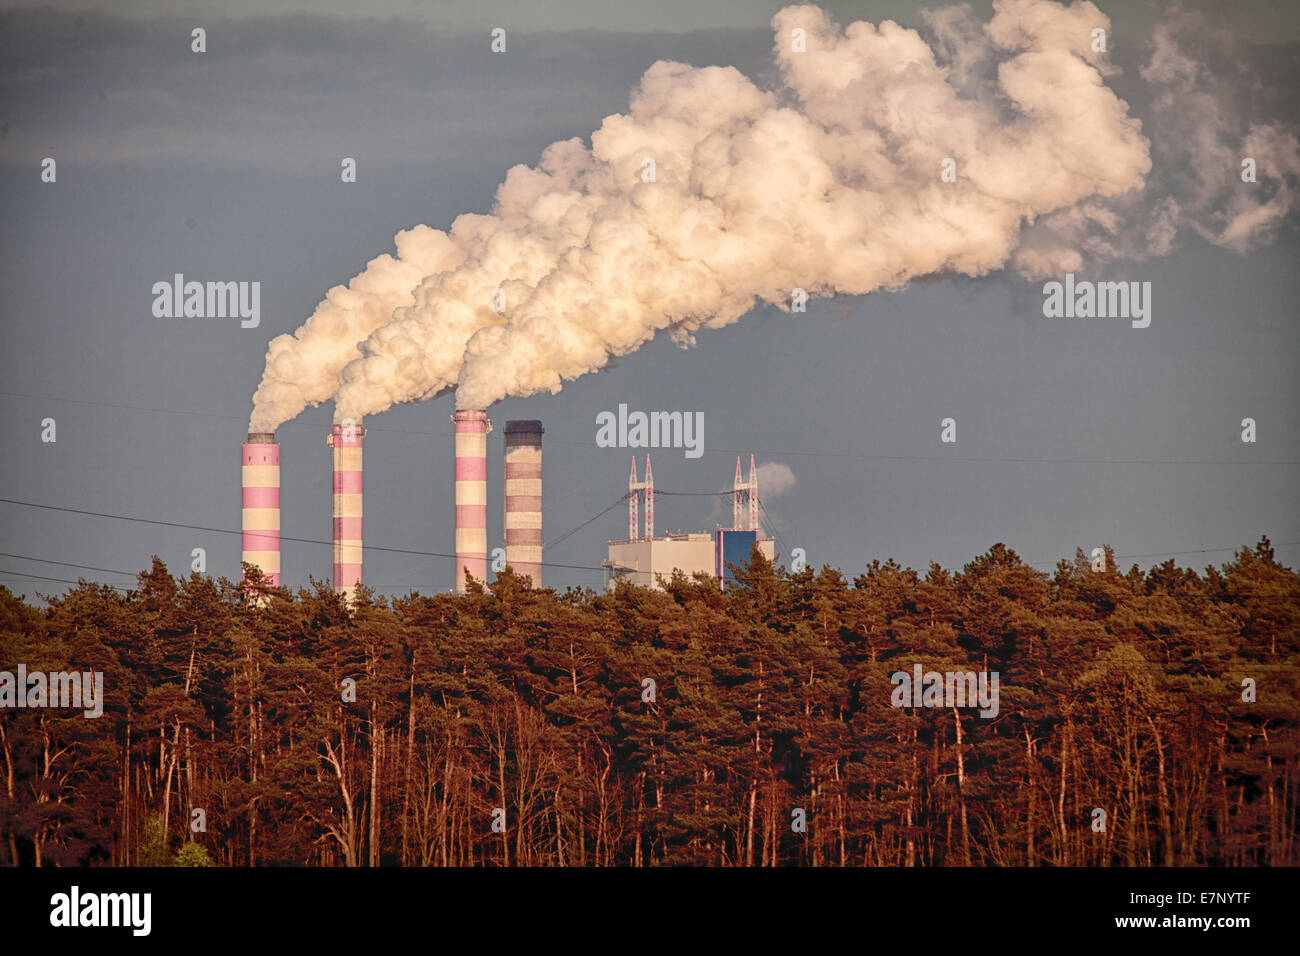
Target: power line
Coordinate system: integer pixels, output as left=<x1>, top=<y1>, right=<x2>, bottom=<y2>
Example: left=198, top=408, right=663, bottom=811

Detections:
left=1023, top=541, right=1300, bottom=569
left=0, top=496, right=611, bottom=573
left=757, top=499, right=791, bottom=560
left=543, top=495, right=628, bottom=552
left=3, top=380, right=1296, bottom=586
left=0, top=552, right=139, bottom=578
left=3, top=534, right=1294, bottom=598
left=1114, top=543, right=1300, bottom=560
left=10, top=494, right=1274, bottom=574
left=4, top=492, right=1294, bottom=580
left=0, top=568, right=131, bottom=591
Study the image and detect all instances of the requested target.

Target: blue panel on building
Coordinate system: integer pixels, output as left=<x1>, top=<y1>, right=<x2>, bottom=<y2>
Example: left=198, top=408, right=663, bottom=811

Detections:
left=717, top=530, right=757, bottom=589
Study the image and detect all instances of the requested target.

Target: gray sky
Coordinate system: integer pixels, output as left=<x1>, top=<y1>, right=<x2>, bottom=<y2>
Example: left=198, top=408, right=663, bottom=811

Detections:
left=7, top=0, right=1300, bottom=40
left=1, top=0, right=1297, bottom=598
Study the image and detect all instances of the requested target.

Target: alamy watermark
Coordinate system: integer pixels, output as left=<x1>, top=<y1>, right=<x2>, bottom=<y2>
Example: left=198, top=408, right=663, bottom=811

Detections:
left=0, top=665, right=103, bottom=718
left=50, top=886, right=150, bottom=936
left=596, top=403, right=703, bottom=459
left=890, top=664, right=999, bottom=718
left=1042, top=274, right=1151, bottom=328
left=151, top=274, right=260, bottom=328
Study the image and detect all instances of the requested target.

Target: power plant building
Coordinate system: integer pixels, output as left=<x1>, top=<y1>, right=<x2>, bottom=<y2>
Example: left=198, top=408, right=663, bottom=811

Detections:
left=241, top=416, right=777, bottom=599
left=604, top=455, right=774, bottom=590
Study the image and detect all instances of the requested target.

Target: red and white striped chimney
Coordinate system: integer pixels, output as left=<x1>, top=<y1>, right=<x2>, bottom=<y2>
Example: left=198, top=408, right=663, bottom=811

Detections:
left=503, top=420, right=543, bottom=587
left=454, top=409, right=491, bottom=592
left=329, top=421, right=364, bottom=600
left=242, top=433, right=280, bottom=589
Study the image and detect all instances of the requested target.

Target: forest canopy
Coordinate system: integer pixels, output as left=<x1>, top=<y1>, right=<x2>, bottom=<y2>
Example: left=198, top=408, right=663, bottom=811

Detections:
left=1, top=539, right=1296, bottom=867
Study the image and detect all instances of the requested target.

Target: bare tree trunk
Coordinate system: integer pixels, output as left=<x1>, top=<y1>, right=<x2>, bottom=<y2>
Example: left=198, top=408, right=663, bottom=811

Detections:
left=746, top=785, right=757, bottom=867
left=401, top=657, right=416, bottom=866
left=954, top=708, right=972, bottom=866
left=906, top=726, right=918, bottom=867
left=634, top=771, right=645, bottom=868
left=575, top=749, right=586, bottom=867
left=1057, top=720, right=1071, bottom=866
left=1023, top=726, right=1036, bottom=866
left=162, top=643, right=197, bottom=852
left=246, top=648, right=258, bottom=866
left=321, top=738, right=359, bottom=867
left=1144, top=714, right=1173, bottom=865
left=161, top=723, right=178, bottom=844
left=1262, top=725, right=1278, bottom=865
left=184, top=725, right=194, bottom=839
left=121, top=720, right=131, bottom=866
left=495, top=716, right=510, bottom=867
left=0, top=721, right=17, bottom=866
left=834, top=761, right=846, bottom=867
left=369, top=719, right=381, bottom=866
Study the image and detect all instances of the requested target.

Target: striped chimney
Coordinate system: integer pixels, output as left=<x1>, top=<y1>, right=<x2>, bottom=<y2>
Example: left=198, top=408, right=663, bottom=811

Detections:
left=503, top=420, right=544, bottom=587
left=328, top=422, right=365, bottom=600
left=454, top=409, right=492, bottom=592
left=241, top=433, right=280, bottom=588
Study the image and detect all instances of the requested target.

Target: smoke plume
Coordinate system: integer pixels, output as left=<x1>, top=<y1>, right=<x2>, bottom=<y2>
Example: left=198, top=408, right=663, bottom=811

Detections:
left=1011, top=9, right=1300, bottom=275
left=756, top=462, right=797, bottom=499
left=248, top=0, right=1297, bottom=430
left=249, top=225, right=465, bottom=433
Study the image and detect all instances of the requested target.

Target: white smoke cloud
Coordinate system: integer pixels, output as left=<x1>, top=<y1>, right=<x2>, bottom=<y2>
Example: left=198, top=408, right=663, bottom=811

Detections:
left=710, top=459, right=795, bottom=527
left=249, top=0, right=1296, bottom=429
left=1014, top=12, right=1300, bottom=276
left=756, top=462, right=796, bottom=498
left=331, top=139, right=606, bottom=422
left=716, top=460, right=796, bottom=498
left=440, top=0, right=1149, bottom=409
left=1140, top=15, right=1300, bottom=252
left=248, top=225, right=465, bottom=432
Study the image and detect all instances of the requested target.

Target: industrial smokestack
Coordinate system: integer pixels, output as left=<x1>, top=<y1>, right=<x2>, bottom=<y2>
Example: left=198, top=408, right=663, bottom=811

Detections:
left=454, top=409, right=491, bottom=592
left=328, top=422, right=364, bottom=601
left=503, top=420, right=543, bottom=587
left=241, top=432, right=280, bottom=589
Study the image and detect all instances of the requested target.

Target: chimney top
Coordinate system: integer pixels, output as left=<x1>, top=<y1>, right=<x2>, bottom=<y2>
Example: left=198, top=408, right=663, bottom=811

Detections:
left=504, top=419, right=544, bottom=439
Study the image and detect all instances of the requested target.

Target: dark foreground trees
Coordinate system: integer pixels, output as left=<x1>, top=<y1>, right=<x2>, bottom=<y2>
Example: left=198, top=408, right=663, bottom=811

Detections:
left=0, top=541, right=1296, bottom=866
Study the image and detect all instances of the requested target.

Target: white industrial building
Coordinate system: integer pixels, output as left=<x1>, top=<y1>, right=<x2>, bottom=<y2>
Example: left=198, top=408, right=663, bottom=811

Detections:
left=603, top=455, right=776, bottom=590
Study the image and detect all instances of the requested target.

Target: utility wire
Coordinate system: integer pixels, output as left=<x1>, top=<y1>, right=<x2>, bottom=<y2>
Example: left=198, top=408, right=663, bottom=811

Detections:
left=1024, top=541, right=1300, bottom=569
left=0, top=497, right=611, bottom=572
left=3, top=535, right=1295, bottom=597
left=3, top=496, right=1294, bottom=580
left=0, top=567, right=131, bottom=591
left=543, top=495, right=628, bottom=552
left=0, top=552, right=139, bottom=578
left=757, top=499, right=791, bottom=560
